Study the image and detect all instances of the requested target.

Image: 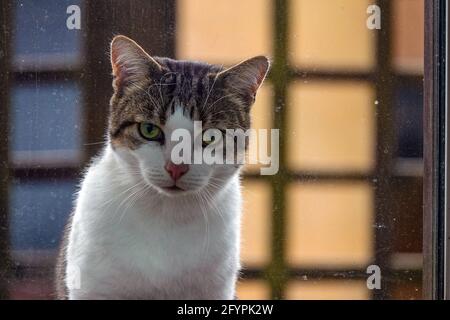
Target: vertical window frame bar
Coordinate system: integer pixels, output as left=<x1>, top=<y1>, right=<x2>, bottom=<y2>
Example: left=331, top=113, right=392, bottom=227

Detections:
left=373, top=0, right=395, bottom=300
left=267, top=0, right=290, bottom=300
left=423, top=0, right=447, bottom=300
left=0, top=0, right=12, bottom=300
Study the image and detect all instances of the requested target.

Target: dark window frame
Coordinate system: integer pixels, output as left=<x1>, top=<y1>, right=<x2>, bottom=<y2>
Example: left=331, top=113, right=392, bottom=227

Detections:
left=423, top=0, right=448, bottom=300
left=0, top=0, right=13, bottom=301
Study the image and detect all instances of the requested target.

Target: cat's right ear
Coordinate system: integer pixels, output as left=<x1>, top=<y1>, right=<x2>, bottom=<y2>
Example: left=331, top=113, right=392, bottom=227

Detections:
left=110, top=35, right=163, bottom=92
left=216, top=56, right=270, bottom=107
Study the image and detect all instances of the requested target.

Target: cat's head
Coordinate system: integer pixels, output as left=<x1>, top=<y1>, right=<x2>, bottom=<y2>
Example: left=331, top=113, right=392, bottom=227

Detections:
left=108, top=35, right=269, bottom=197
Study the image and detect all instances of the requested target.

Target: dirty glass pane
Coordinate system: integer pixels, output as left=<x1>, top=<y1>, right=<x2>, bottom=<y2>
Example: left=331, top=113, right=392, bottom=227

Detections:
left=9, top=179, right=77, bottom=250
left=287, top=81, right=375, bottom=172
left=10, top=82, right=82, bottom=165
left=390, top=280, right=422, bottom=300
left=177, top=0, right=272, bottom=63
left=392, top=0, right=424, bottom=74
left=241, top=181, right=272, bottom=267
left=236, top=280, right=271, bottom=300
left=289, top=0, right=375, bottom=71
left=286, top=280, right=370, bottom=300
left=390, top=177, right=423, bottom=253
left=12, top=0, right=83, bottom=69
left=394, top=82, right=423, bottom=158
left=287, top=182, right=373, bottom=268
left=244, top=85, right=274, bottom=174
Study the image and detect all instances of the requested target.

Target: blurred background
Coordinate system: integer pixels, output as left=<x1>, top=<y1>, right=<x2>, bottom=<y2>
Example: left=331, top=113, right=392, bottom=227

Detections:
left=0, top=0, right=424, bottom=299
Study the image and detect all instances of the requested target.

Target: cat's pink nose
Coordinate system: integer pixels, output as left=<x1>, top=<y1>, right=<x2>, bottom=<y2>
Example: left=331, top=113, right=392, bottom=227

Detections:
left=165, top=162, right=189, bottom=181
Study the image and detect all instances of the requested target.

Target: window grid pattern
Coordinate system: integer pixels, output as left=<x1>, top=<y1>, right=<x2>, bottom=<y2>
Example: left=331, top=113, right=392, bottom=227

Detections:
left=237, top=0, right=422, bottom=299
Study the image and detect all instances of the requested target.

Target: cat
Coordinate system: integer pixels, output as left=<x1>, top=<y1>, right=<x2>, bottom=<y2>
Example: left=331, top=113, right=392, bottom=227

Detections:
left=55, top=35, right=269, bottom=299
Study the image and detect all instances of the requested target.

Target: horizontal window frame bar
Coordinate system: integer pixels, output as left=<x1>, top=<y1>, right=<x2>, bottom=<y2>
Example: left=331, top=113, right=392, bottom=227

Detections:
left=9, top=166, right=425, bottom=181
left=240, top=268, right=422, bottom=282
left=10, top=69, right=422, bottom=84
left=10, top=167, right=81, bottom=180
left=11, top=70, right=82, bottom=82
left=6, top=264, right=422, bottom=283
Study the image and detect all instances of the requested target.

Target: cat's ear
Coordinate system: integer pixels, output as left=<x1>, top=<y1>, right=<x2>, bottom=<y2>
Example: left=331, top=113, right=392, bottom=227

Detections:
left=110, top=35, right=163, bottom=92
left=217, top=56, right=270, bottom=106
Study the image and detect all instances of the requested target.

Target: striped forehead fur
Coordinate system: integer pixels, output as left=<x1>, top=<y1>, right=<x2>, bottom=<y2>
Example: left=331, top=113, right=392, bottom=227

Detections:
left=108, top=36, right=269, bottom=149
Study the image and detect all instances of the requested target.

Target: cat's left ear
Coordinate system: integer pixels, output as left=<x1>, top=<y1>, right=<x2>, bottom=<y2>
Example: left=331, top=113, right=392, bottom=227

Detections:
left=217, top=56, right=270, bottom=106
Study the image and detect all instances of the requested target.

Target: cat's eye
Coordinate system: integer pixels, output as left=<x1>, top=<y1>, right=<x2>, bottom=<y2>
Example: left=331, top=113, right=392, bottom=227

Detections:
left=139, top=122, right=164, bottom=142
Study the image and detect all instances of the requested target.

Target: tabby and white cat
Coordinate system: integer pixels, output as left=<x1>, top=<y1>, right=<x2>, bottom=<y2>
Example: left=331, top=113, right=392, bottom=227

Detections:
left=55, top=35, right=269, bottom=299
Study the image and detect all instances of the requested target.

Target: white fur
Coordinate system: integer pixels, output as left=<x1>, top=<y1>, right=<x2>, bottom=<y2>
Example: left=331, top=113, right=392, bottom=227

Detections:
left=65, top=110, right=242, bottom=299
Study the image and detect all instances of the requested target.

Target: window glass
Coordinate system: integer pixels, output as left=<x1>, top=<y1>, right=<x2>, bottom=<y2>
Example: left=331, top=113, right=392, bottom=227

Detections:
left=10, top=82, right=82, bottom=165
left=241, top=181, right=272, bottom=267
left=237, top=280, right=271, bottom=300
left=13, top=0, right=83, bottom=69
left=394, top=82, right=423, bottom=158
left=391, top=177, right=423, bottom=253
left=244, top=85, right=274, bottom=174
left=392, top=0, right=424, bottom=74
left=177, top=0, right=272, bottom=63
left=10, top=179, right=77, bottom=250
left=0, top=0, right=426, bottom=301
left=391, top=280, right=422, bottom=300
left=287, top=81, right=375, bottom=172
left=289, top=0, right=375, bottom=71
left=286, top=280, right=370, bottom=300
left=287, top=182, right=373, bottom=268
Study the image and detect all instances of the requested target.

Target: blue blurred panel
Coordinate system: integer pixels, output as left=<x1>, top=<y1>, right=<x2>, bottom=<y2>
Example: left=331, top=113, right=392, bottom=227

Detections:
left=10, top=180, right=77, bottom=250
left=13, top=0, right=82, bottom=58
left=10, top=82, right=82, bottom=152
left=394, top=82, right=423, bottom=158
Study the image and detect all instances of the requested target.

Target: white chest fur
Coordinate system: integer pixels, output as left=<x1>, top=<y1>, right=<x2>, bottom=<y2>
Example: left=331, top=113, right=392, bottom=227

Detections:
left=65, top=148, right=242, bottom=299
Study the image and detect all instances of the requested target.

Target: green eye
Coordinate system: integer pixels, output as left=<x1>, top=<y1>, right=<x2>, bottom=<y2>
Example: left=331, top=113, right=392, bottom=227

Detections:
left=139, top=123, right=163, bottom=141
